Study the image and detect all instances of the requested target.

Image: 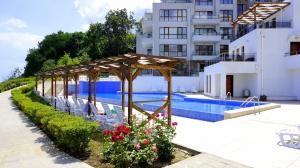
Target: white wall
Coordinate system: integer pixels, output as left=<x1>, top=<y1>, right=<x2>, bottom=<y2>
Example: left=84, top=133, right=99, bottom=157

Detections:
left=125, top=76, right=201, bottom=92
left=292, top=70, right=300, bottom=100
left=233, top=74, right=257, bottom=97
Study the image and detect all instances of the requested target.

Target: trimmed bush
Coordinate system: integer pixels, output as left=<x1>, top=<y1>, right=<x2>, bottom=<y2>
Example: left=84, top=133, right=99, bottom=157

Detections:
left=0, top=77, right=34, bottom=93
left=11, top=84, right=99, bottom=155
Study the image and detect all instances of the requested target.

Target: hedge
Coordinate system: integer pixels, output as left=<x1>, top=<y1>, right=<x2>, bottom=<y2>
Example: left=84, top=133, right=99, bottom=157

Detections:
left=0, top=77, right=35, bottom=93
left=11, top=84, right=99, bottom=155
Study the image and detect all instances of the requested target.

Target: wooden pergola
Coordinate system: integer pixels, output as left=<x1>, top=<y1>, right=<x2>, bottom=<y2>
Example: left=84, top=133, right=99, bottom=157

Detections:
left=35, top=53, right=182, bottom=126
left=232, top=1, right=290, bottom=28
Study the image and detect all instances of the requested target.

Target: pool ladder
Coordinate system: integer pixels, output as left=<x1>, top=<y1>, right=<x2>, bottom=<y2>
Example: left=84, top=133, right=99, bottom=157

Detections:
left=240, top=96, right=261, bottom=115
left=219, top=92, right=232, bottom=106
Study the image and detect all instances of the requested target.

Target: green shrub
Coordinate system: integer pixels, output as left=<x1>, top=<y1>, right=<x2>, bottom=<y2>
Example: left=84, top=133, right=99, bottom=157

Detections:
left=0, top=77, right=34, bottom=93
left=11, top=84, right=99, bottom=156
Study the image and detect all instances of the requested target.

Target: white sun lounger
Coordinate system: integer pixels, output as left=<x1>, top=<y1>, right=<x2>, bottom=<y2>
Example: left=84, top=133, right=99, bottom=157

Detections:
left=278, top=128, right=300, bottom=149
left=191, top=86, right=198, bottom=93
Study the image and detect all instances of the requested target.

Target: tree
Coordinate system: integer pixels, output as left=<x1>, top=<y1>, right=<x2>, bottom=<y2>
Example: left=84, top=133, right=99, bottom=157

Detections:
left=6, top=67, right=23, bottom=80
left=57, top=53, right=80, bottom=67
left=104, top=9, right=136, bottom=56
left=41, top=59, right=56, bottom=71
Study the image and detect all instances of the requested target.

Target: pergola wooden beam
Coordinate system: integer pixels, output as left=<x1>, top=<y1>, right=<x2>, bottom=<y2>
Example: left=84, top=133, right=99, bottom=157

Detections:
left=232, top=2, right=290, bottom=26
left=36, top=53, right=183, bottom=126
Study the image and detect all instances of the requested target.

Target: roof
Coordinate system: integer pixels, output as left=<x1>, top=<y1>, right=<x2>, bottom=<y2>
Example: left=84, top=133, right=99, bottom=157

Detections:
left=232, top=1, right=290, bottom=25
left=36, top=53, right=183, bottom=77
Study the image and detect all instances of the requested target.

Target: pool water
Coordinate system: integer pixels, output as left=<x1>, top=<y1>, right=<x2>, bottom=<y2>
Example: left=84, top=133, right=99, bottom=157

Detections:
left=78, top=92, right=263, bottom=122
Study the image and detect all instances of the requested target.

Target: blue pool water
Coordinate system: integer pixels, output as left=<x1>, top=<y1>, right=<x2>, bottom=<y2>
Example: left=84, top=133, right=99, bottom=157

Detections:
left=78, top=92, right=265, bottom=122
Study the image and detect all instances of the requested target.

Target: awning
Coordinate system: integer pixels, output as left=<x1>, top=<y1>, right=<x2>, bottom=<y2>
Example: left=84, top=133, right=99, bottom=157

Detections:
left=232, top=2, right=290, bottom=26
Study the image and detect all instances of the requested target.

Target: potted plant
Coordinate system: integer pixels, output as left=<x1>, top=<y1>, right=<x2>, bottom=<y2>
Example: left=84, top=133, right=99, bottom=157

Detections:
left=259, top=95, right=267, bottom=101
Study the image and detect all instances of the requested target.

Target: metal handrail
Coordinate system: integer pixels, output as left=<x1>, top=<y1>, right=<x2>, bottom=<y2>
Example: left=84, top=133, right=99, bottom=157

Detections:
left=240, top=96, right=261, bottom=114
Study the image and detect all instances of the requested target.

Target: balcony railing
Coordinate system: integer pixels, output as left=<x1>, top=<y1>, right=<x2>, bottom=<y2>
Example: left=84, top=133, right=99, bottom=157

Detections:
left=160, top=0, right=192, bottom=3
left=194, top=32, right=220, bottom=36
left=205, top=53, right=256, bottom=66
left=193, top=15, right=219, bottom=19
left=193, top=51, right=219, bottom=56
left=195, top=1, right=213, bottom=6
left=234, top=21, right=292, bottom=41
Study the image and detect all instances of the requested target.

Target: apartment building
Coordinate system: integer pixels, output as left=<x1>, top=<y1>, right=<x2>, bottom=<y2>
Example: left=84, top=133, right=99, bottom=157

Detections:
left=204, top=0, right=300, bottom=100
left=136, top=0, right=238, bottom=75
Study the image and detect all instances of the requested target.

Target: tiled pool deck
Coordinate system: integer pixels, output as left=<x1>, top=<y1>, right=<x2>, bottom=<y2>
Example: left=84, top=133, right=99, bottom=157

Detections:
left=171, top=100, right=300, bottom=168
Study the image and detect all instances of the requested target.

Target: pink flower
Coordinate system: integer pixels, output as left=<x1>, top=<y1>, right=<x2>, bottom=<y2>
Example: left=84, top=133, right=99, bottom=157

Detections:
left=171, top=122, right=178, bottom=126
left=134, top=143, right=141, bottom=150
left=143, top=139, right=149, bottom=145
left=152, top=145, right=157, bottom=152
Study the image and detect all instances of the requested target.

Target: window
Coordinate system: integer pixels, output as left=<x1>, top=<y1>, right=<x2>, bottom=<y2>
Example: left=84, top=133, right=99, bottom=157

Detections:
left=159, top=27, right=187, bottom=39
left=195, top=45, right=214, bottom=55
left=220, top=0, right=233, bottom=4
left=147, top=49, right=152, bottom=55
left=220, top=10, right=233, bottom=22
left=194, top=28, right=217, bottom=35
left=159, top=9, right=187, bottom=22
left=195, top=0, right=213, bottom=6
left=159, top=44, right=187, bottom=57
left=194, top=11, right=213, bottom=19
left=237, top=4, right=247, bottom=15
left=220, top=27, right=233, bottom=40
left=220, top=45, right=229, bottom=55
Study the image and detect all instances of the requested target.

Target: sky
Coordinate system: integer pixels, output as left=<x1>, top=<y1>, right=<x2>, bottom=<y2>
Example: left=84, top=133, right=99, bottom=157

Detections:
left=0, top=0, right=154, bottom=81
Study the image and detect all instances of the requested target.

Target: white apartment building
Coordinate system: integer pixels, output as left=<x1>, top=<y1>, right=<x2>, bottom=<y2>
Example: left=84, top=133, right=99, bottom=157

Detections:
left=136, top=0, right=239, bottom=75
left=204, top=0, right=300, bottom=100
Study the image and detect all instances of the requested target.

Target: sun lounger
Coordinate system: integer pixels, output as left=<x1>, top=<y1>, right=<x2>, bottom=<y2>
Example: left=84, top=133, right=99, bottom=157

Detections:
left=191, top=86, right=198, bottom=93
left=106, top=105, right=124, bottom=130
left=179, top=86, right=186, bottom=93
left=278, top=128, right=300, bottom=149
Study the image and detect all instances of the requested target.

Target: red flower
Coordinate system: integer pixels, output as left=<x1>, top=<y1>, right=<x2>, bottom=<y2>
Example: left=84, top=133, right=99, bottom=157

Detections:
left=134, top=143, right=141, bottom=150
left=171, top=122, right=178, bottom=126
left=143, top=139, right=149, bottom=145
left=118, top=135, right=124, bottom=141
left=112, top=135, right=118, bottom=142
left=152, top=145, right=157, bottom=152
left=161, top=113, right=166, bottom=117
left=156, top=113, right=160, bottom=118
left=102, top=129, right=110, bottom=136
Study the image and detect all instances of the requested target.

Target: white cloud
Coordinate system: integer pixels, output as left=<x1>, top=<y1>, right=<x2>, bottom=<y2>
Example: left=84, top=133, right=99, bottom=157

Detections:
left=0, top=32, right=43, bottom=49
left=74, top=0, right=153, bottom=25
left=2, top=17, right=28, bottom=31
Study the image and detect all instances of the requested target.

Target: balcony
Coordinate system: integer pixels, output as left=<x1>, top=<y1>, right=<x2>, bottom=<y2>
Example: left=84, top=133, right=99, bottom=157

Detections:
left=234, top=21, right=292, bottom=41
left=192, top=32, right=221, bottom=42
left=205, top=53, right=256, bottom=67
left=192, top=51, right=219, bottom=60
left=160, top=0, right=192, bottom=3
left=140, top=33, right=153, bottom=48
left=141, top=11, right=153, bottom=32
left=192, top=15, right=220, bottom=25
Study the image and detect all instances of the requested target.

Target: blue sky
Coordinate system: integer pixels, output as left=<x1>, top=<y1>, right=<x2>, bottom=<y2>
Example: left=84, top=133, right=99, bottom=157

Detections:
left=0, top=0, right=153, bottom=81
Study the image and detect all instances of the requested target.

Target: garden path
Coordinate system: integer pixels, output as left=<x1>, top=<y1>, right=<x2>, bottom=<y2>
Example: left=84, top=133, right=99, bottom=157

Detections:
left=0, top=90, right=92, bottom=168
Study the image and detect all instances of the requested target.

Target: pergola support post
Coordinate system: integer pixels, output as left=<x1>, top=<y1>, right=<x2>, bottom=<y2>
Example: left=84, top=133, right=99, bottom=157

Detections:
left=51, top=74, right=54, bottom=102
left=93, top=72, right=98, bottom=107
left=54, top=76, right=57, bottom=97
left=35, top=76, right=38, bottom=91
left=127, top=66, right=133, bottom=125
left=88, top=75, right=92, bottom=116
left=121, top=77, right=125, bottom=113
left=65, top=74, right=69, bottom=99
left=74, top=74, right=79, bottom=99
left=167, top=70, right=172, bottom=126
left=42, top=76, right=45, bottom=97
left=63, top=76, right=66, bottom=98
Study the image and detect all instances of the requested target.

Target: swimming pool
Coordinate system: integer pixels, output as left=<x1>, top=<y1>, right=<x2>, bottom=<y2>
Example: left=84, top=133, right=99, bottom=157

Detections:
left=78, top=92, right=265, bottom=122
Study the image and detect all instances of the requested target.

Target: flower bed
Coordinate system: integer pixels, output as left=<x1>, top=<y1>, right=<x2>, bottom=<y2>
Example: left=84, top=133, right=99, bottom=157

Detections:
left=11, top=84, right=98, bottom=155
left=103, top=114, right=178, bottom=168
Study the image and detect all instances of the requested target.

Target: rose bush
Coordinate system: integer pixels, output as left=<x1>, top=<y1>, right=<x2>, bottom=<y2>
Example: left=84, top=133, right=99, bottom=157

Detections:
left=103, top=113, right=177, bottom=167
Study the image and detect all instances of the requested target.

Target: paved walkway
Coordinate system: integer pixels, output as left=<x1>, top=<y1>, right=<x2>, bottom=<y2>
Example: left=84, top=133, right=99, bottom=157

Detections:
left=0, top=90, right=92, bottom=168
left=171, top=101, right=300, bottom=168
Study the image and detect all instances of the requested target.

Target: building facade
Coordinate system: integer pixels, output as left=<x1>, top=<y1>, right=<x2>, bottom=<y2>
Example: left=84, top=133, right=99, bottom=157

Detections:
left=204, top=0, right=300, bottom=100
left=136, top=0, right=239, bottom=76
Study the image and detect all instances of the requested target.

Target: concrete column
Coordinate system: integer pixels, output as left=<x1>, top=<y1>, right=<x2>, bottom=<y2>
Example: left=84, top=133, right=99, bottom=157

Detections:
left=220, top=73, right=227, bottom=99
